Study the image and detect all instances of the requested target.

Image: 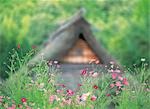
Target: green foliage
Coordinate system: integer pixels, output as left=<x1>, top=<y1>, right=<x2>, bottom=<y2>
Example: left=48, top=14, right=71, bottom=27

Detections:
left=0, top=50, right=149, bottom=108
left=115, top=69, right=150, bottom=109
left=0, top=0, right=149, bottom=78
left=0, top=50, right=59, bottom=108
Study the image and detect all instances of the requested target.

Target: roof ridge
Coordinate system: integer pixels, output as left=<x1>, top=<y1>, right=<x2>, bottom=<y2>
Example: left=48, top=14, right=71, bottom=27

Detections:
left=48, top=8, right=86, bottom=42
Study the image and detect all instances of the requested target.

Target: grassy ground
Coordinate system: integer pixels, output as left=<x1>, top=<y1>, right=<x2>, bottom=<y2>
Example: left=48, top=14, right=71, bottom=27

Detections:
left=0, top=50, right=149, bottom=109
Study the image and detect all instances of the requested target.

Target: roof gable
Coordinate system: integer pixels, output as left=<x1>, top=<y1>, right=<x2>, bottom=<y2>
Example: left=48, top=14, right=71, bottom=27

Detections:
left=28, top=9, right=117, bottom=67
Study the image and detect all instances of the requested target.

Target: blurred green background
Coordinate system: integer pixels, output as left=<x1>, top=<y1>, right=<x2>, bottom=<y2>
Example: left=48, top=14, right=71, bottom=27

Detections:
left=0, top=0, right=149, bottom=78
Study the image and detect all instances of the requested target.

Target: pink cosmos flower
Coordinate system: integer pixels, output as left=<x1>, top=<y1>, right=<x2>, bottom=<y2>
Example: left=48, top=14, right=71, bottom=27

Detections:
left=95, top=60, right=100, bottom=64
left=92, top=72, right=99, bottom=78
left=56, top=89, right=63, bottom=93
left=80, top=93, right=90, bottom=101
left=111, top=73, right=118, bottom=79
left=90, top=95, right=97, bottom=101
left=110, top=83, right=115, bottom=88
left=7, top=104, right=16, bottom=109
left=49, top=95, right=58, bottom=103
left=122, top=78, right=129, bottom=86
left=115, top=69, right=121, bottom=73
left=118, top=76, right=123, bottom=81
left=0, top=96, right=3, bottom=99
left=66, top=89, right=74, bottom=96
left=0, top=96, right=3, bottom=103
left=115, top=81, right=122, bottom=88
left=62, top=98, right=72, bottom=105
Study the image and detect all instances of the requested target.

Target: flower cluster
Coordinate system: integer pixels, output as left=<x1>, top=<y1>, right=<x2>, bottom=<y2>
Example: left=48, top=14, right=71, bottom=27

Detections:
left=107, top=62, right=129, bottom=96
left=0, top=60, right=129, bottom=108
left=0, top=96, right=32, bottom=109
left=80, top=69, right=99, bottom=78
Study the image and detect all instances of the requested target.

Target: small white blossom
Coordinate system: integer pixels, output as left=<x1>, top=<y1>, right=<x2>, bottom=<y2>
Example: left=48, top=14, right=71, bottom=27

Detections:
left=141, top=58, right=145, bottom=62
left=54, top=60, right=58, bottom=64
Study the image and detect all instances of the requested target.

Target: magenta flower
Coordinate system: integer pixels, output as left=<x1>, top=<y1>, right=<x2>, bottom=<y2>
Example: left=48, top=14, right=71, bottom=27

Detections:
left=93, top=85, right=98, bottom=89
left=90, top=95, right=97, bottom=101
left=106, top=94, right=111, bottom=97
left=122, top=78, right=129, bottom=86
left=81, top=69, right=87, bottom=76
left=66, top=89, right=74, bottom=96
left=21, top=97, right=27, bottom=103
left=78, top=83, right=82, bottom=87
left=110, top=83, right=115, bottom=88
left=111, top=73, right=118, bottom=79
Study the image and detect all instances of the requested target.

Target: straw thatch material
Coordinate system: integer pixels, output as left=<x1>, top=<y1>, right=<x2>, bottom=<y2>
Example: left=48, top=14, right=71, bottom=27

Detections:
left=28, top=9, right=118, bottom=68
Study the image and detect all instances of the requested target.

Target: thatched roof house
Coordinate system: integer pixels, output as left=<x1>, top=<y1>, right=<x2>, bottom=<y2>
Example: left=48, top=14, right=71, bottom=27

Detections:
left=28, top=9, right=117, bottom=68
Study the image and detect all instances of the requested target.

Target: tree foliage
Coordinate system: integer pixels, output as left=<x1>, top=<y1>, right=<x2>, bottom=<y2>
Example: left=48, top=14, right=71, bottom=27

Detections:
left=0, top=0, right=149, bottom=78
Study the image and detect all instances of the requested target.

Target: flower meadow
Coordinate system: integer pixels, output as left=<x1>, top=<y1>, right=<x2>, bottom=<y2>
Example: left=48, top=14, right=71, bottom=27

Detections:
left=0, top=50, right=149, bottom=109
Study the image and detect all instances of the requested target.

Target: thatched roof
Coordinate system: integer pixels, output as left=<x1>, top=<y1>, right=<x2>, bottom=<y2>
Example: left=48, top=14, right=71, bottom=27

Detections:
left=28, top=9, right=117, bottom=67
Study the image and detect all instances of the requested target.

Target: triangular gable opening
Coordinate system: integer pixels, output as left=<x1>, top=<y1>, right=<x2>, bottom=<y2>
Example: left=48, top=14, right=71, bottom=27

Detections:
left=61, top=33, right=100, bottom=64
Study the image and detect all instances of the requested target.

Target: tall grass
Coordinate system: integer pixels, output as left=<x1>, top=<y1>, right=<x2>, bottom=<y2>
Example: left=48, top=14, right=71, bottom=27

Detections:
left=0, top=50, right=149, bottom=109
